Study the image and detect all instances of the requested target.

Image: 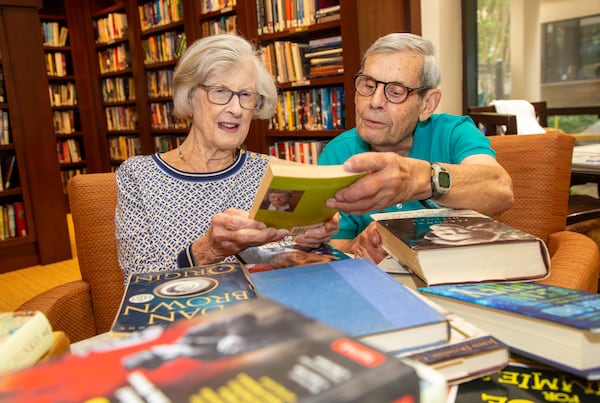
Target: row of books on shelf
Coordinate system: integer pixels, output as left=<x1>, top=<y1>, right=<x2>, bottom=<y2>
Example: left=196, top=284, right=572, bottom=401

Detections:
left=0, top=201, right=27, bottom=239
left=146, top=69, right=173, bottom=98
left=41, top=21, right=69, bottom=47
left=48, top=83, right=77, bottom=108
left=270, top=86, right=345, bottom=131
left=200, top=0, right=236, bottom=14
left=141, top=31, right=187, bottom=65
left=105, top=106, right=138, bottom=131
left=93, top=12, right=128, bottom=45
left=138, top=0, right=184, bottom=32
left=97, top=43, right=131, bottom=75
left=56, top=139, right=83, bottom=164
left=268, top=139, right=328, bottom=164
left=109, top=135, right=142, bottom=160
left=200, top=14, right=237, bottom=36
left=150, top=102, right=189, bottom=130
left=154, top=134, right=185, bottom=152
left=102, top=76, right=135, bottom=103
left=0, top=110, right=10, bottom=145
left=0, top=67, right=5, bottom=103
left=44, top=51, right=69, bottom=78
left=53, top=110, right=77, bottom=134
left=256, top=0, right=339, bottom=34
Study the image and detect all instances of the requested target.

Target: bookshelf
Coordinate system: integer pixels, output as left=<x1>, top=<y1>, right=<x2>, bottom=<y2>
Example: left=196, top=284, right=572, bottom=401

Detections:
left=0, top=0, right=71, bottom=273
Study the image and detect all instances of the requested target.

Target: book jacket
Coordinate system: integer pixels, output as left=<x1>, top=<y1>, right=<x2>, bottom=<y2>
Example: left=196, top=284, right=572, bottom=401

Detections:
left=250, top=258, right=449, bottom=353
left=111, top=262, right=256, bottom=335
left=456, top=360, right=600, bottom=403
left=0, top=298, right=420, bottom=403
left=237, top=239, right=348, bottom=273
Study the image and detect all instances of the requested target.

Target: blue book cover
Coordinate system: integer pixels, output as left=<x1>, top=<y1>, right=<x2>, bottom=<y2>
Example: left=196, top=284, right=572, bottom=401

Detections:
left=111, top=262, right=257, bottom=335
left=419, top=282, right=600, bottom=380
left=250, top=258, right=450, bottom=353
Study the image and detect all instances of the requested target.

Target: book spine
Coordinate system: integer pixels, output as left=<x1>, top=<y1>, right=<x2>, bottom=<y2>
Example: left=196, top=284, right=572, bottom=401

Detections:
left=0, top=311, right=54, bottom=374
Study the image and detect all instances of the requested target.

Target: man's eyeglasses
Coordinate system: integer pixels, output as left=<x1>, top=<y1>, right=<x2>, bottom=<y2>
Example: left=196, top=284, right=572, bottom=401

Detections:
left=352, top=74, right=430, bottom=104
left=198, top=85, right=264, bottom=110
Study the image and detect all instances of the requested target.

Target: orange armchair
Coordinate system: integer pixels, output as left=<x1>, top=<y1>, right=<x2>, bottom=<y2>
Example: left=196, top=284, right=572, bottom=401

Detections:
left=489, top=132, right=599, bottom=292
left=18, top=173, right=123, bottom=343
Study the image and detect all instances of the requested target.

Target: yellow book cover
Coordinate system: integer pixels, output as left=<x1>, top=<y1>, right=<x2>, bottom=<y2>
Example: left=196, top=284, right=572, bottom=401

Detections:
left=249, top=158, right=365, bottom=235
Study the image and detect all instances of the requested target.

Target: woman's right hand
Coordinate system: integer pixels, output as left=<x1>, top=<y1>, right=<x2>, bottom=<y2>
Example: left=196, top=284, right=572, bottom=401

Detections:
left=191, top=208, right=289, bottom=265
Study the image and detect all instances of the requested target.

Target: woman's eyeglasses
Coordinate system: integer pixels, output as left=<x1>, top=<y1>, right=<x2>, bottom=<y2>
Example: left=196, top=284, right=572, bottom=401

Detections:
left=198, top=85, right=264, bottom=110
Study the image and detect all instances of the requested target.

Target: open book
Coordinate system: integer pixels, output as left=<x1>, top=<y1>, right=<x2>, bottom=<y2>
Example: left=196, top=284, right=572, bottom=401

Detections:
left=249, top=158, right=365, bottom=235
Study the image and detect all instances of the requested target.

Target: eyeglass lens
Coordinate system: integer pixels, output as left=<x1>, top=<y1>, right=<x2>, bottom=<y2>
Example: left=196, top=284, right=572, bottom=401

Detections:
left=354, top=75, right=413, bottom=104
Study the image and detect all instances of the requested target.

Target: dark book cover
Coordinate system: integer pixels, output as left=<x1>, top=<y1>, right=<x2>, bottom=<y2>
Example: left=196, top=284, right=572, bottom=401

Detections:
left=237, top=240, right=348, bottom=273
left=0, top=298, right=420, bottom=403
left=111, top=262, right=256, bottom=335
left=456, top=361, right=600, bottom=403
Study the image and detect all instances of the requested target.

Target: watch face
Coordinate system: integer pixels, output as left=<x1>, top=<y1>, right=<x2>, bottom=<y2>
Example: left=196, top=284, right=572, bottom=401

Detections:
left=439, top=172, right=451, bottom=188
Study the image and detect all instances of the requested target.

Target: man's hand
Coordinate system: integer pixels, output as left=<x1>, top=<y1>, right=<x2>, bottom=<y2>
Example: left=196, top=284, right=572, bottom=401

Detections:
left=294, top=214, right=340, bottom=249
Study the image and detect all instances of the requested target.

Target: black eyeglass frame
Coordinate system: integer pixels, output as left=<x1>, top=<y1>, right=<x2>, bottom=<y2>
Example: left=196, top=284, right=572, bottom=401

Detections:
left=197, top=84, right=265, bottom=110
left=352, top=73, right=430, bottom=104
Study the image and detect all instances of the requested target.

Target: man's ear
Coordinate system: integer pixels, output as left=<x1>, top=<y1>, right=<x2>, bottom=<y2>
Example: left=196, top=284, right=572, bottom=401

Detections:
left=419, top=88, right=442, bottom=121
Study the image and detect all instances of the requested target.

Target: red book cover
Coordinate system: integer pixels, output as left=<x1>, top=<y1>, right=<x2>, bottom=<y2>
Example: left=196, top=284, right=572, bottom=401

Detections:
left=13, top=202, right=26, bottom=237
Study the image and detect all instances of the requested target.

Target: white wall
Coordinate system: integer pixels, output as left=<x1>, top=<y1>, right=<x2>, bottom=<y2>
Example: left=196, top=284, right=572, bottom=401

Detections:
left=420, top=0, right=463, bottom=115
left=420, top=0, right=599, bottom=112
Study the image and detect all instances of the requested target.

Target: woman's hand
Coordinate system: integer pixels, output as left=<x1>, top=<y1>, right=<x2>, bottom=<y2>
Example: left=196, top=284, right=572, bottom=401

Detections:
left=191, top=208, right=288, bottom=265
left=349, top=222, right=388, bottom=264
left=294, top=214, right=340, bottom=249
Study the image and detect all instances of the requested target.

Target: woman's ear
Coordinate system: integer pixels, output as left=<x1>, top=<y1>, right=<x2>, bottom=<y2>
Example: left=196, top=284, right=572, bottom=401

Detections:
left=419, top=88, right=442, bottom=121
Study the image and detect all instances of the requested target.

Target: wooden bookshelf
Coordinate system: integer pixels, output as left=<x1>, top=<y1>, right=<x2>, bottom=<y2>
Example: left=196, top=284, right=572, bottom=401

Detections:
left=0, top=0, right=71, bottom=273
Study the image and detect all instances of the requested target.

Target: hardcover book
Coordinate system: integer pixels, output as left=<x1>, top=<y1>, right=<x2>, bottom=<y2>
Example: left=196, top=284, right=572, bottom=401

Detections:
left=372, top=208, right=550, bottom=286
left=236, top=239, right=348, bottom=273
left=0, top=311, right=54, bottom=374
left=249, top=157, right=365, bottom=235
left=419, top=282, right=600, bottom=380
left=396, top=288, right=509, bottom=385
left=250, top=258, right=450, bottom=353
left=0, top=298, right=421, bottom=403
left=456, top=360, right=600, bottom=403
left=111, top=262, right=257, bottom=337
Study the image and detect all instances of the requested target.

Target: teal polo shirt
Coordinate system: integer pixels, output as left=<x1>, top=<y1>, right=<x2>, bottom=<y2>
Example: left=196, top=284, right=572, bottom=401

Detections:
left=318, top=113, right=494, bottom=239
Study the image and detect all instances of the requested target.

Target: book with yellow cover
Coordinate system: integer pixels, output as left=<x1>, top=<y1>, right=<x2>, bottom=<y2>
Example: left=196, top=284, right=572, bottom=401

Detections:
left=249, top=158, right=365, bottom=235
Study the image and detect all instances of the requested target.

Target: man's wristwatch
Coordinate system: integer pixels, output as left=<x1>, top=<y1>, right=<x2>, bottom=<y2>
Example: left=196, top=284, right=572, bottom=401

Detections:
left=430, top=162, right=451, bottom=199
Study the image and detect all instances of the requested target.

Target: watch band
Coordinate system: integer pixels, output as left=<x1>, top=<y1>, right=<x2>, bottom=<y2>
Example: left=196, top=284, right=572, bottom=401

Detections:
left=430, top=162, right=451, bottom=199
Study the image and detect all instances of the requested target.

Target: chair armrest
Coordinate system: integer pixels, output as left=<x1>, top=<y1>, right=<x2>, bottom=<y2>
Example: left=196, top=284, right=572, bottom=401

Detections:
left=537, top=231, right=600, bottom=293
left=17, top=280, right=98, bottom=343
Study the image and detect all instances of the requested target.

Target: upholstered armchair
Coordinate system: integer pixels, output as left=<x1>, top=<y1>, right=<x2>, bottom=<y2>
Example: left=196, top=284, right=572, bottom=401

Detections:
left=489, top=132, right=599, bottom=292
left=18, top=173, right=123, bottom=343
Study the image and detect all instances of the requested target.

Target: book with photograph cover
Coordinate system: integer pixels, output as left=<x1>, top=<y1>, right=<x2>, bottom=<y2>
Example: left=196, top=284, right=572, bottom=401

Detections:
left=372, top=208, right=550, bottom=286
left=249, top=157, right=365, bottom=235
left=236, top=239, right=348, bottom=273
left=0, top=298, right=422, bottom=403
left=420, top=282, right=600, bottom=380
left=250, top=258, right=450, bottom=354
left=111, top=262, right=257, bottom=337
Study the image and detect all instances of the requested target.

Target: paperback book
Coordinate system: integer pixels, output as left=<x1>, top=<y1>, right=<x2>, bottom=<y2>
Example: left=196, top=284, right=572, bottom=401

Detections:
left=250, top=258, right=450, bottom=353
left=0, top=311, right=54, bottom=374
left=420, top=282, right=600, bottom=380
left=249, top=157, right=365, bottom=235
left=111, top=262, right=256, bottom=337
left=236, top=239, right=348, bottom=273
left=372, top=208, right=550, bottom=286
left=0, top=298, right=421, bottom=403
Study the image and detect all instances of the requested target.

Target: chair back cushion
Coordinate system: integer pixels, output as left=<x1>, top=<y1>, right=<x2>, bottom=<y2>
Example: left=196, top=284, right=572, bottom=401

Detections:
left=68, top=173, right=123, bottom=334
left=489, top=132, right=574, bottom=242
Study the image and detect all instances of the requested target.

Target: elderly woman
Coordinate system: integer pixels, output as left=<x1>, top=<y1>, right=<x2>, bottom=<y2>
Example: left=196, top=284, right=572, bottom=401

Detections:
left=115, top=34, right=338, bottom=281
